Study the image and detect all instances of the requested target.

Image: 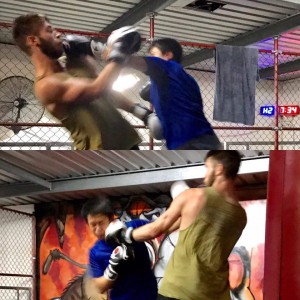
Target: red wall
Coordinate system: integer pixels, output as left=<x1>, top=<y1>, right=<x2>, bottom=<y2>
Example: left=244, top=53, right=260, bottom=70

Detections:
left=264, top=150, right=300, bottom=299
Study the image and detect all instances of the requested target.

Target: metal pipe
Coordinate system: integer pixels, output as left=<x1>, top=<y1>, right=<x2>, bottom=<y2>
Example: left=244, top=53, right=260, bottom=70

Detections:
left=1, top=21, right=300, bottom=55
left=0, top=207, right=33, bottom=217
left=274, top=36, right=280, bottom=150
left=149, top=13, right=155, bottom=41
left=3, top=124, right=300, bottom=131
left=214, top=126, right=277, bottom=130
left=0, top=123, right=146, bottom=129
left=147, top=12, right=157, bottom=150
left=32, top=215, right=37, bottom=300
left=0, top=273, right=33, bottom=277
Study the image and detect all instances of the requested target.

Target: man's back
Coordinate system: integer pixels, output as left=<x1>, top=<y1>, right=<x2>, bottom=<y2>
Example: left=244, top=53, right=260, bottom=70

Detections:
left=159, top=186, right=247, bottom=300
left=144, top=57, right=214, bottom=149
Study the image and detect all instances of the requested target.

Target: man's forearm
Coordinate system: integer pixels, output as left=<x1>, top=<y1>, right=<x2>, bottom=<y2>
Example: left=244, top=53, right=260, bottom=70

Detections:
left=166, top=217, right=181, bottom=234
left=90, top=62, right=121, bottom=98
left=105, top=207, right=182, bottom=244
left=62, top=62, right=122, bottom=104
left=132, top=220, right=164, bottom=241
left=108, top=90, right=135, bottom=111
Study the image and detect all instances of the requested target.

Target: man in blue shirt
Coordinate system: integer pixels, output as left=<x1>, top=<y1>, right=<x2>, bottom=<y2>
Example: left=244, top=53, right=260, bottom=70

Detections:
left=81, top=196, right=157, bottom=300
left=123, top=38, right=222, bottom=150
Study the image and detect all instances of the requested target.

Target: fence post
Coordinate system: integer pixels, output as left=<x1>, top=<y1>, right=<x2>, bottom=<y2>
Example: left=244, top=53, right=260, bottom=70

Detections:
left=273, top=36, right=279, bottom=150
left=147, top=12, right=157, bottom=150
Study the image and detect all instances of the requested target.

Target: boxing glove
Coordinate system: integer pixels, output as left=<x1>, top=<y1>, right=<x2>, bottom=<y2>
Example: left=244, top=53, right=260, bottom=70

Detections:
left=147, top=113, right=164, bottom=140
left=139, top=81, right=151, bottom=102
left=105, top=219, right=134, bottom=245
left=107, top=26, right=141, bottom=63
left=132, top=106, right=164, bottom=140
left=104, top=244, right=135, bottom=281
left=170, top=181, right=190, bottom=199
left=131, top=104, right=152, bottom=125
left=63, top=35, right=105, bottom=58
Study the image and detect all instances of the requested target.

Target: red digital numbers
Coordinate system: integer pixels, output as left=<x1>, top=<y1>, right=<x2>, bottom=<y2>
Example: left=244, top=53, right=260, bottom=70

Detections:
left=278, top=105, right=300, bottom=116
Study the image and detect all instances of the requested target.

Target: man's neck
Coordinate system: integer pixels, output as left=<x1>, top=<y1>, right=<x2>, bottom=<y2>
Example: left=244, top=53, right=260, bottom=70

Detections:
left=212, top=179, right=238, bottom=203
left=32, top=52, right=63, bottom=79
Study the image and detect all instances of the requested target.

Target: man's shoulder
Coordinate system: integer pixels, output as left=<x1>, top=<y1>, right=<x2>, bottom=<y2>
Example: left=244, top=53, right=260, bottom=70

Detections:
left=35, top=72, right=66, bottom=93
left=48, top=72, right=73, bottom=86
left=36, top=71, right=69, bottom=84
left=182, top=187, right=206, bottom=198
left=90, top=239, right=113, bottom=256
left=34, top=71, right=73, bottom=111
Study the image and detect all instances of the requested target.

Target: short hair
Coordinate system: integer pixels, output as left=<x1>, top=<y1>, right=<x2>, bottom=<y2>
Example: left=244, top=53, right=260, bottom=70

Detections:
left=13, top=13, right=50, bottom=55
left=149, top=38, right=183, bottom=63
left=205, top=150, right=241, bottom=180
left=81, top=195, right=114, bottom=222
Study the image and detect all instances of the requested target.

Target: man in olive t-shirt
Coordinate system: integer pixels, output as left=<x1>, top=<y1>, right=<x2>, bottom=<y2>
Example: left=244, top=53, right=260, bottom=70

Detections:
left=105, top=150, right=247, bottom=300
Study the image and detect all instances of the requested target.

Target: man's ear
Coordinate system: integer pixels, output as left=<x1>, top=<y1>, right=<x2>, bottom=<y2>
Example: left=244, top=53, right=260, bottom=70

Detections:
left=26, top=35, right=38, bottom=47
left=164, top=51, right=174, bottom=61
left=215, top=163, right=224, bottom=176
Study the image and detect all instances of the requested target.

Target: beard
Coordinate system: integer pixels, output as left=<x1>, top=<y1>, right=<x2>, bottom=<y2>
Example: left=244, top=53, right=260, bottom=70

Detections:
left=38, top=37, right=63, bottom=59
left=204, top=172, right=215, bottom=187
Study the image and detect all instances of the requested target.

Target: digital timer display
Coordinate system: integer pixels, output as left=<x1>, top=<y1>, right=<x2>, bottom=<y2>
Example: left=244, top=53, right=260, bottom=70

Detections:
left=260, top=106, right=275, bottom=116
left=278, top=105, right=300, bottom=116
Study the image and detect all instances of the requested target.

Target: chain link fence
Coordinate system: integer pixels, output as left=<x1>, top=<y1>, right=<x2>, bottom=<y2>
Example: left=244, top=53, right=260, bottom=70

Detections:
left=0, top=208, right=34, bottom=300
left=0, top=23, right=300, bottom=149
left=277, top=52, right=300, bottom=150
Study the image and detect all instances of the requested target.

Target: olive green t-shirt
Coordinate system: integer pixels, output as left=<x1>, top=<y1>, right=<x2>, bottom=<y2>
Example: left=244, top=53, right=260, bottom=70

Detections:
left=37, top=71, right=141, bottom=150
left=159, top=187, right=247, bottom=300
left=60, top=98, right=141, bottom=150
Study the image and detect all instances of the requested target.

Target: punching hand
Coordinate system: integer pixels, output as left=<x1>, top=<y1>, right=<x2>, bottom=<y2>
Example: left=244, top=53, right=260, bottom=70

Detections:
left=106, top=26, right=141, bottom=63
left=63, top=35, right=105, bottom=58
left=147, top=113, right=164, bottom=140
left=104, top=244, right=135, bottom=281
left=170, top=181, right=190, bottom=199
left=131, top=103, right=152, bottom=125
left=139, top=81, right=151, bottom=102
left=105, top=219, right=134, bottom=245
left=131, top=104, right=164, bottom=140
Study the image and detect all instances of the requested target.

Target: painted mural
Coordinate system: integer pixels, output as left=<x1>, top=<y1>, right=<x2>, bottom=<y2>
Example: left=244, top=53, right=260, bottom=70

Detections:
left=36, top=202, right=98, bottom=300
left=229, top=200, right=265, bottom=300
left=36, top=197, right=265, bottom=300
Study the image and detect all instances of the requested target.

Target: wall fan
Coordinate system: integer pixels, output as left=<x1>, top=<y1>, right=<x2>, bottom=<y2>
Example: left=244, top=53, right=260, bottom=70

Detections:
left=0, top=76, right=45, bottom=134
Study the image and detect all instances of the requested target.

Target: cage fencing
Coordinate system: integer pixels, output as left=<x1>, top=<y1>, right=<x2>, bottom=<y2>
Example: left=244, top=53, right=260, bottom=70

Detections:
left=0, top=208, right=34, bottom=300
left=0, top=22, right=300, bottom=149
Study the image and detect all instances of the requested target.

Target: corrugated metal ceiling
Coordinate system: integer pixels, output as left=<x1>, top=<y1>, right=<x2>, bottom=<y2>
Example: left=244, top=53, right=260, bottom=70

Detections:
left=141, top=1, right=300, bottom=48
left=1, top=0, right=300, bottom=79
left=0, top=150, right=269, bottom=207
left=0, top=0, right=300, bottom=51
left=0, top=0, right=140, bottom=32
